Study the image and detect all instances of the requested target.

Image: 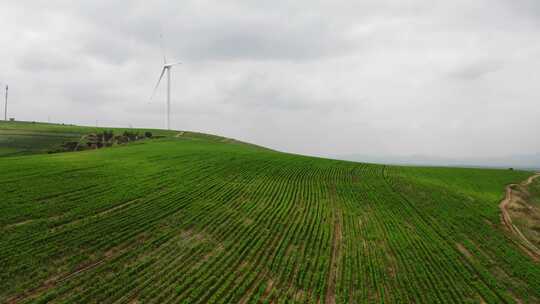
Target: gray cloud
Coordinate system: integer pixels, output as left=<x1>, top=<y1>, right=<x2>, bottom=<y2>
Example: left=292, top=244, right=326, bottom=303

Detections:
left=448, top=60, right=504, bottom=80
left=1, top=0, right=539, bottom=159
left=17, top=49, right=76, bottom=72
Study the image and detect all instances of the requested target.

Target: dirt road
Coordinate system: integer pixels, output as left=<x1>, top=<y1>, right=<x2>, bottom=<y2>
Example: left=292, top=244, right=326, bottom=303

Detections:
left=499, top=173, right=540, bottom=261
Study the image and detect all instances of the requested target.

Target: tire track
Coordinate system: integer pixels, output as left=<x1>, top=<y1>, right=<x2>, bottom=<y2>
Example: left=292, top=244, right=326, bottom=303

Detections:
left=499, top=173, right=540, bottom=261
left=325, top=184, right=342, bottom=304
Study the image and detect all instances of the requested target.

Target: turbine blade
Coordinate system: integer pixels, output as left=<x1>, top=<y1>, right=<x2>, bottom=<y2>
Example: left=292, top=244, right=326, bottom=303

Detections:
left=150, top=67, right=166, bottom=101
left=159, top=34, right=167, bottom=64
left=167, top=61, right=182, bottom=67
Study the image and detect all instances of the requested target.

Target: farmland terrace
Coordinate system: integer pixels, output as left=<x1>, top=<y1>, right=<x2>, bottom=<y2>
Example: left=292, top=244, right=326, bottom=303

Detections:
left=0, top=122, right=539, bottom=303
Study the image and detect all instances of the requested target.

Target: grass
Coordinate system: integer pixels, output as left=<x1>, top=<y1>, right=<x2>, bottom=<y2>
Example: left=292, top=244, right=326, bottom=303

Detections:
left=0, top=123, right=539, bottom=303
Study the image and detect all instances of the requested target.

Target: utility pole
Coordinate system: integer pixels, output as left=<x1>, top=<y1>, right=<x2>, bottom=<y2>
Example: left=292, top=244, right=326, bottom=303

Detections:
left=4, top=85, right=7, bottom=121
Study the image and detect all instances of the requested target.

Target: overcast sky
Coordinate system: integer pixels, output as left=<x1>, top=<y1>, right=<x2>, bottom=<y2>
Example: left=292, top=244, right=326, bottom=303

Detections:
left=1, top=1, right=539, bottom=158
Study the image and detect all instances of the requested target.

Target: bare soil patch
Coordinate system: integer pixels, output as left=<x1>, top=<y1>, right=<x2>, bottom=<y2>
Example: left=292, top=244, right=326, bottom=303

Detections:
left=4, top=219, right=34, bottom=229
left=456, top=243, right=473, bottom=260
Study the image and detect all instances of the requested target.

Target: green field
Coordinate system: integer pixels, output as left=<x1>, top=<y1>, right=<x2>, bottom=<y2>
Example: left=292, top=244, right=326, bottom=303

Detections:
left=1, top=123, right=539, bottom=303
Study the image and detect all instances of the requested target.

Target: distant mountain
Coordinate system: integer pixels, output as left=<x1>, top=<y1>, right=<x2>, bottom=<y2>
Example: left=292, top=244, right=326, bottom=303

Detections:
left=336, top=153, right=540, bottom=171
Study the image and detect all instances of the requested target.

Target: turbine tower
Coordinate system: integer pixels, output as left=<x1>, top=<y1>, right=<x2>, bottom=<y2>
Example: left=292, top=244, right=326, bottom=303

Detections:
left=3, top=84, right=7, bottom=121
left=150, top=49, right=181, bottom=130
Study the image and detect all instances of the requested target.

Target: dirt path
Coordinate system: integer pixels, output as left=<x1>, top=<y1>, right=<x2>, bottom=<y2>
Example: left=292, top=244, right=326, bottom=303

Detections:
left=499, top=173, right=540, bottom=261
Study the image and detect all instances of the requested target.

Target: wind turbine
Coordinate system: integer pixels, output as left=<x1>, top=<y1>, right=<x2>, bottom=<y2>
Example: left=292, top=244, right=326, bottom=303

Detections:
left=2, top=83, right=7, bottom=121
left=150, top=43, right=181, bottom=130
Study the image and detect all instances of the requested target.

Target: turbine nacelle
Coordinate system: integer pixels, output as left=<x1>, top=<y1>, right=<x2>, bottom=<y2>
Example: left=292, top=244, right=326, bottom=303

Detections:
left=163, top=61, right=182, bottom=68
left=150, top=60, right=181, bottom=102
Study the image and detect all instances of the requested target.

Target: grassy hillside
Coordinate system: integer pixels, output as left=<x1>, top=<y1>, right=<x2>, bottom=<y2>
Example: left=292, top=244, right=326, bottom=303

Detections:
left=0, top=121, right=179, bottom=157
left=1, top=126, right=539, bottom=303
